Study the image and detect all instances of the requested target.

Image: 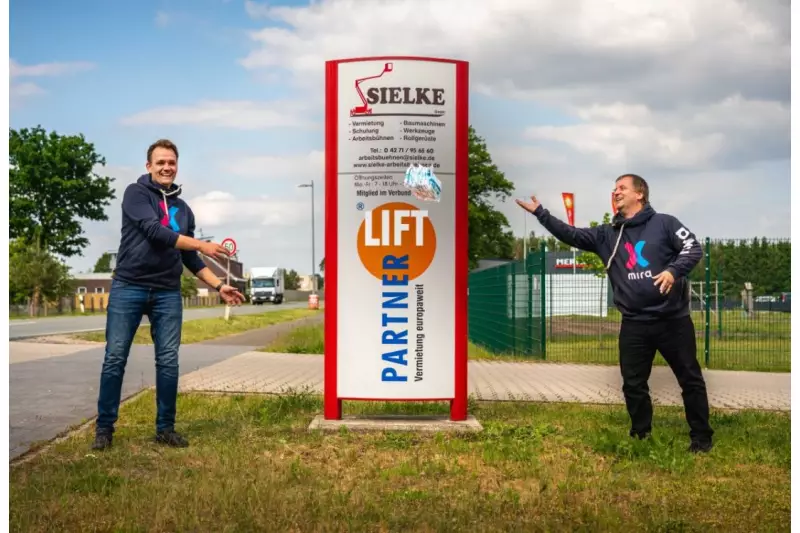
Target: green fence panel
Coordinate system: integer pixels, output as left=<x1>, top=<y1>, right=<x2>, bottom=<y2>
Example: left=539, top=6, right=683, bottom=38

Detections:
left=698, top=238, right=791, bottom=372
left=469, top=237, right=790, bottom=372
left=468, top=251, right=545, bottom=358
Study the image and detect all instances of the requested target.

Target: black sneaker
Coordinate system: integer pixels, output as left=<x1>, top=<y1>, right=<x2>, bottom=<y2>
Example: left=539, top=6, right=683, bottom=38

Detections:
left=688, top=440, right=713, bottom=453
left=154, top=429, right=189, bottom=448
left=91, top=431, right=113, bottom=450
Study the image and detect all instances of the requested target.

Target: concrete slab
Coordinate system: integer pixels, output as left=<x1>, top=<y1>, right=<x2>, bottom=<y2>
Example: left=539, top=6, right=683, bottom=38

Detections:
left=308, top=414, right=483, bottom=433
left=9, top=341, right=100, bottom=364
left=180, top=352, right=791, bottom=411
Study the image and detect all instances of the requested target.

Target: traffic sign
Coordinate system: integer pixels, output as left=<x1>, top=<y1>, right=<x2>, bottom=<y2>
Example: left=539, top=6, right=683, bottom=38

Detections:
left=221, top=237, right=237, bottom=256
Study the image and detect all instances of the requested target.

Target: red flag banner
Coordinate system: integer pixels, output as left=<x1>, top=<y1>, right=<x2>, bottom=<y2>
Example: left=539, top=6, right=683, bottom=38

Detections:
left=562, top=192, right=575, bottom=226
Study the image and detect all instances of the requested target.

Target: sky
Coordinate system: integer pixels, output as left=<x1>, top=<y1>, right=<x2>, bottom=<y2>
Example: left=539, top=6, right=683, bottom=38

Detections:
left=9, top=0, right=792, bottom=276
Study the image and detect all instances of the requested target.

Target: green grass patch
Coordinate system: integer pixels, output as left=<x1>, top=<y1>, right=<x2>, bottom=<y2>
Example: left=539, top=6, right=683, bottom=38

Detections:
left=10, top=391, right=790, bottom=532
left=73, top=308, right=320, bottom=345
left=261, top=320, right=789, bottom=372
left=262, top=323, right=325, bottom=353
left=545, top=338, right=791, bottom=373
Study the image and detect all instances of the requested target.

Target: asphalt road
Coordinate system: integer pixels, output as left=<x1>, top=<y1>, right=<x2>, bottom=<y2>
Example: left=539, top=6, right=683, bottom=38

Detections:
left=10, top=342, right=256, bottom=459
left=9, top=301, right=309, bottom=339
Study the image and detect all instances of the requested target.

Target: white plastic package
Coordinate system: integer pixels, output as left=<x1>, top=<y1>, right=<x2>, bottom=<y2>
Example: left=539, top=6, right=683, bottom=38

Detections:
left=403, top=164, right=442, bottom=202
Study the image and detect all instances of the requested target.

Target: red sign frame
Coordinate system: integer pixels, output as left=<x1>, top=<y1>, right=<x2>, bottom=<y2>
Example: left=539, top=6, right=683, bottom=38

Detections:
left=220, top=237, right=237, bottom=256
left=324, top=56, right=469, bottom=421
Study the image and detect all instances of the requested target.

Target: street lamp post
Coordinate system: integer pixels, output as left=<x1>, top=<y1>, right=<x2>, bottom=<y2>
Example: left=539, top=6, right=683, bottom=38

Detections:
left=298, top=180, right=316, bottom=294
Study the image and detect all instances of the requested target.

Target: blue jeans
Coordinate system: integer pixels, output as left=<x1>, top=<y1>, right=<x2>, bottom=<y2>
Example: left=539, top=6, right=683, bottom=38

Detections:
left=96, top=279, right=183, bottom=433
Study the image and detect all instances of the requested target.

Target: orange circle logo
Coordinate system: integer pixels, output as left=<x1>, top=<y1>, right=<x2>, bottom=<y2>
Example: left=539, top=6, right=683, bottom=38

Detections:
left=357, top=202, right=436, bottom=281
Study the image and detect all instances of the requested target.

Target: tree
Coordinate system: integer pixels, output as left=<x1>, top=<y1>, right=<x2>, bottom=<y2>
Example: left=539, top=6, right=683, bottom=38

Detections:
left=319, top=258, right=325, bottom=273
left=180, top=275, right=197, bottom=298
left=285, top=269, right=301, bottom=290
left=9, top=236, right=74, bottom=316
left=9, top=125, right=116, bottom=258
left=575, top=213, right=612, bottom=276
left=93, top=252, right=113, bottom=273
left=467, top=125, right=516, bottom=268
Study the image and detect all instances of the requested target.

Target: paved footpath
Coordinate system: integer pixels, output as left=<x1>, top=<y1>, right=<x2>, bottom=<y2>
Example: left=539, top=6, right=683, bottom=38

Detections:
left=9, top=341, right=256, bottom=460
left=8, top=315, right=322, bottom=460
left=179, top=352, right=791, bottom=411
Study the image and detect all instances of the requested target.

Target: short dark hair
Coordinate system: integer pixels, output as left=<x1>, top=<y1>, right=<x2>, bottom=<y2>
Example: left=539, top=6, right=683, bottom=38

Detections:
left=147, top=139, right=179, bottom=163
left=616, top=173, right=649, bottom=204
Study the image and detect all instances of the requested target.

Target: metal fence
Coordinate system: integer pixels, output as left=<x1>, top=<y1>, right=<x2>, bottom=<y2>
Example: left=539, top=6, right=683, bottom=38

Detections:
left=9, top=294, right=226, bottom=319
left=468, top=238, right=790, bottom=372
left=468, top=247, right=546, bottom=357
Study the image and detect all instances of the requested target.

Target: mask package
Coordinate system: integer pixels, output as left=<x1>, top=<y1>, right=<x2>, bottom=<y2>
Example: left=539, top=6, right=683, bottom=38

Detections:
left=404, top=164, right=442, bottom=202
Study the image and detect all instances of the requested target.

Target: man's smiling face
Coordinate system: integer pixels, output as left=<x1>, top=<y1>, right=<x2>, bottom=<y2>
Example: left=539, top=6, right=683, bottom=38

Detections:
left=147, top=147, right=178, bottom=188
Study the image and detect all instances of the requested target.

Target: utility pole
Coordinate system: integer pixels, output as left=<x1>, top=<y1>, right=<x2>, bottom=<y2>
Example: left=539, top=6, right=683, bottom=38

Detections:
left=298, top=180, right=316, bottom=294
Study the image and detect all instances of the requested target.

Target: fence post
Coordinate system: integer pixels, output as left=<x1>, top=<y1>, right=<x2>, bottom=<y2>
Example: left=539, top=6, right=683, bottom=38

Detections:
left=717, top=264, right=723, bottom=339
left=704, top=237, right=711, bottom=367
left=527, top=254, right=533, bottom=355
left=540, top=242, right=547, bottom=359
left=511, top=263, right=517, bottom=355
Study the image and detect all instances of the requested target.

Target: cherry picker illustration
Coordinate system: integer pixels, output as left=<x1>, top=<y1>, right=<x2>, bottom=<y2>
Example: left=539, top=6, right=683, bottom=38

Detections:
left=350, top=62, right=393, bottom=117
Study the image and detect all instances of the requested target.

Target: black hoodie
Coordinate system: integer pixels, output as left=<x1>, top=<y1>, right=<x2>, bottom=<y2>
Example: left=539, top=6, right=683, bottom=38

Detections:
left=532, top=203, right=702, bottom=321
left=113, top=174, right=206, bottom=290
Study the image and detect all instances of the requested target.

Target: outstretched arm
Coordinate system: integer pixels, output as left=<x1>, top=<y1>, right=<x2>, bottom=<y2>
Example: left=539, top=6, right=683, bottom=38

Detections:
left=516, top=196, right=603, bottom=253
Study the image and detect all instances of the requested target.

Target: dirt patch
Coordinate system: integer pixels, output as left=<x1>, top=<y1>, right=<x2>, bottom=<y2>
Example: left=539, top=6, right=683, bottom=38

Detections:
left=549, top=317, right=621, bottom=337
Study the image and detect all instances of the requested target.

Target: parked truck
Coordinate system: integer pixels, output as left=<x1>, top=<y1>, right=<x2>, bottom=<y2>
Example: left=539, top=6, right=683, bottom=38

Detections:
left=248, top=267, right=285, bottom=305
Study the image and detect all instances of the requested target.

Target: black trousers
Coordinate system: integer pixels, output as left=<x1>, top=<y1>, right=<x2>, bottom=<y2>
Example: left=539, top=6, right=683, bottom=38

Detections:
left=619, top=315, right=714, bottom=442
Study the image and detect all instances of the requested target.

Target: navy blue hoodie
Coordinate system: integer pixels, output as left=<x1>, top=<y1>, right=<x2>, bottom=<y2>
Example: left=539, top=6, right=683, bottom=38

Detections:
left=113, top=174, right=206, bottom=290
left=533, top=203, right=702, bottom=321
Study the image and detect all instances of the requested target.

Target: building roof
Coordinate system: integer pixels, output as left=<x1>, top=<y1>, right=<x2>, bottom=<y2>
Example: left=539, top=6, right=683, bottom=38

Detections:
left=72, top=272, right=114, bottom=280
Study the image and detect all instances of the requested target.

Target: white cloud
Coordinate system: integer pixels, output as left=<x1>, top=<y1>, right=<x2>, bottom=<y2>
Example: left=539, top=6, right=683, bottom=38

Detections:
left=9, top=58, right=95, bottom=105
left=10, top=59, right=95, bottom=78
left=187, top=190, right=309, bottom=228
left=525, top=95, right=789, bottom=171
left=232, top=0, right=788, bottom=244
left=238, top=0, right=788, bottom=107
left=226, top=150, right=324, bottom=180
left=119, top=100, right=317, bottom=130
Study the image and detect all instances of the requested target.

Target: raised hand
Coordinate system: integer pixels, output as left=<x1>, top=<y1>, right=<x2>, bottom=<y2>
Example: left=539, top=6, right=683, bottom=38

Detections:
left=515, top=195, right=541, bottom=214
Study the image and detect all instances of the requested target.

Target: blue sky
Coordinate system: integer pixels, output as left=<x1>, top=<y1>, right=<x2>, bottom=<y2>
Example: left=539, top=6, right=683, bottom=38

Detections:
left=10, top=0, right=791, bottom=275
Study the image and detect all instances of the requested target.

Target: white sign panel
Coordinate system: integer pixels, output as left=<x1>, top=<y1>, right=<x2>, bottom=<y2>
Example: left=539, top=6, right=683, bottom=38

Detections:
left=335, top=59, right=458, bottom=400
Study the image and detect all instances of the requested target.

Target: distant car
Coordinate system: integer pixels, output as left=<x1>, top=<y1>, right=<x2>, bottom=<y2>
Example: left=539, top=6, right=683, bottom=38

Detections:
left=754, top=295, right=777, bottom=303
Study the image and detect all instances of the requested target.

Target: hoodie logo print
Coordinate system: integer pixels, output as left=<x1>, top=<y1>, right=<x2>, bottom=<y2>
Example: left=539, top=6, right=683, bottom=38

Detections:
left=624, top=240, right=649, bottom=269
left=160, top=201, right=180, bottom=231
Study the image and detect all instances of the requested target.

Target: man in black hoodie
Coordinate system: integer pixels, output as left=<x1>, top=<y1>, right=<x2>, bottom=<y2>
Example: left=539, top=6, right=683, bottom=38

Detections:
left=516, top=174, right=713, bottom=453
left=92, top=139, right=245, bottom=450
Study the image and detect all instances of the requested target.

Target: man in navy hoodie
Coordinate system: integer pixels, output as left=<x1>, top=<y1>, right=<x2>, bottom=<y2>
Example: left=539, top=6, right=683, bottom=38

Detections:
left=517, top=174, right=713, bottom=453
left=92, top=139, right=245, bottom=450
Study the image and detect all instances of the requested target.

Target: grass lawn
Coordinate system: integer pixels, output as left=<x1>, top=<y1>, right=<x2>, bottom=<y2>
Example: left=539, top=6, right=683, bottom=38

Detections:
left=10, top=391, right=790, bottom=532
left=73, top=308, right=320, bottom=345
left=260, top=321, right=789, bottom=372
